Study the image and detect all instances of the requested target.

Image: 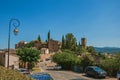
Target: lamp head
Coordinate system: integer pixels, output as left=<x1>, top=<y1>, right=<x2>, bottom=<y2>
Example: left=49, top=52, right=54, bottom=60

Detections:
left=13, top=28, right=19, bottom=35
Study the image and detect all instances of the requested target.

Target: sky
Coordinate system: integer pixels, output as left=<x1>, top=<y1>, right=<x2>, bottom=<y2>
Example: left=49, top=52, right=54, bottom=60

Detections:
left=0, top=0, right=120, bottom=49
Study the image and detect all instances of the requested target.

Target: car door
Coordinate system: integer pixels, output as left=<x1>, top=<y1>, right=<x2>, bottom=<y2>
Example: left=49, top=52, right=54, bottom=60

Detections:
left=87, top=67, right=93, bottom=75
left=89, top=68, right=96, bottom=76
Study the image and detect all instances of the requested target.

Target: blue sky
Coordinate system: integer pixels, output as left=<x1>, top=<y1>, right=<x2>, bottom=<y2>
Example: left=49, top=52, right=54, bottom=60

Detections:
left=0, top=0, right=120, bottom=49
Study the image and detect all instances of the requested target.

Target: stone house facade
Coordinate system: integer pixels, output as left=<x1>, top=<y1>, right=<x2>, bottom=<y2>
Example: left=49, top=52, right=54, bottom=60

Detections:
left=0, top=49, right=19, bottom=69
left=15, top=39, right=61, bottom=53
left=48, top=39, right=61, bottom=53
left=15, top=41, right=27, bottom=49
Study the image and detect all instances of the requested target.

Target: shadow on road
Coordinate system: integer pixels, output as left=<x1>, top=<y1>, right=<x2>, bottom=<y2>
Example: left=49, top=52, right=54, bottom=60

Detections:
left=82, top=74, right=106, bottom=80
left=70, top=78, right=87, bottom=80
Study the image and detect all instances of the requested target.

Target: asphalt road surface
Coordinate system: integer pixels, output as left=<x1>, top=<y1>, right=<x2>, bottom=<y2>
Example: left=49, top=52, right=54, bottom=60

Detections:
left=46, top=69, right=116, bottom=80
left=46, top=70, right=87, bottom=80
left=40, top=61, right=116, bottom=80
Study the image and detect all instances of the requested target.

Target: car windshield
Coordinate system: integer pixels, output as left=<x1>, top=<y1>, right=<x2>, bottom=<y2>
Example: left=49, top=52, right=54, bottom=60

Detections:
left=93, top=67, right=104, bottom=72
left=17, top=68, right=29, bottom=72
left=30, top=73, right=53, bottom=80
left=21, top=69, right=28, bottom=72
left=18, top=68, right=26, bottom=71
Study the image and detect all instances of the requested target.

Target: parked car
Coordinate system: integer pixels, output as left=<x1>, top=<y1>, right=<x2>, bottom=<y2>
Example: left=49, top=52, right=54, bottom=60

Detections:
left=85, top=66, right=107, bottom=78
left=17, top=68, right=30, bottom=75
left=117, top=71, right=120, bottom=80
left=54, top=64, right=62, bottom=70
left=30, top=72, right=54, bottom=80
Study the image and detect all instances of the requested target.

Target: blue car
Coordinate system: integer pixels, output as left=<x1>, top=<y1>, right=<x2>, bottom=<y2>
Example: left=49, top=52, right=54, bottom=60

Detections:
left=30, top=72, right=54, bottom=80
left=85, top=66, right=107, bottom=78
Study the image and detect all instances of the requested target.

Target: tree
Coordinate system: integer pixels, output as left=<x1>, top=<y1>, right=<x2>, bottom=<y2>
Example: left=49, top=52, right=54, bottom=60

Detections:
left=87, top=46, right=95, bottom=53
left=98, top=53, right=120, bottom=77
left=79, top=46, right=87, bottom=54
left=78, top=41, right=81, bottom=47
left=62, top=35, right=65, bottom=49
left=48, top=30, right=50, bottom=41
left=99, top=57, right=120, bottom=76
left=64, top=33, right=77, bottom=51
left=37, top=35, right=41, bottom=42
left=80, top=54, right=94, bottom=72
left=17, top=47, right=41, bottom=69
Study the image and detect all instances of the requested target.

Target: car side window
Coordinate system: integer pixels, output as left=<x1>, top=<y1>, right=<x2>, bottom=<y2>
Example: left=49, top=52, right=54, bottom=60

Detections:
left=87, top=68, right=92, bottom=71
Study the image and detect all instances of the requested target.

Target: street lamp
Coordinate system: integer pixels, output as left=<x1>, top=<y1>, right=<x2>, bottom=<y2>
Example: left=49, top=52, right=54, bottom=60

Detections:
left=7, top=19, right=20, bottom=68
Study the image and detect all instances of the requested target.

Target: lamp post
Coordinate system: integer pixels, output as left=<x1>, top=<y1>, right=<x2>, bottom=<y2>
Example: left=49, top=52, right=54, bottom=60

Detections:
left=7, top=19, right=20, bottom=68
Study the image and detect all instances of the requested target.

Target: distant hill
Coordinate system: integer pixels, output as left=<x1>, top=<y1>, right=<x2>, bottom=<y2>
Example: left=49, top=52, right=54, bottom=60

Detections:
left=94, top=47, right=120, bottom=53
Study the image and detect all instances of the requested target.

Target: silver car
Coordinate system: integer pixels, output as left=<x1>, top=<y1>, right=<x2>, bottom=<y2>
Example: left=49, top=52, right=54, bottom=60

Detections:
left=54, top=65, right=62, bottom=70
left=85, top=66, right=107, bottom=78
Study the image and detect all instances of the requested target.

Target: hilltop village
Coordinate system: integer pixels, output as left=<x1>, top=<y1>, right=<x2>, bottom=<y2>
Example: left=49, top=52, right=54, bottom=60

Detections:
left=0, top=33, right=87, bottom=69
left=0, top=32, right=120, bottom=80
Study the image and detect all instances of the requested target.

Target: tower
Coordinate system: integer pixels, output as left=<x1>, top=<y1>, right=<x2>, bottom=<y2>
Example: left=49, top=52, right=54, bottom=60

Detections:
left=81, top=38, right=86, bottom=48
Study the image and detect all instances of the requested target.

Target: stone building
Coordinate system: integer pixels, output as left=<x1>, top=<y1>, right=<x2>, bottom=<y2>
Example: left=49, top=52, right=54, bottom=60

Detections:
left=48, top=39, right=61, bottom=53
left=0, top=49, right=19, bottom=69
left=81, top=38, right=87, bottom=48
left=15, top=39, right=61, bottom=53
left=15, top=41, right=27, bottom=49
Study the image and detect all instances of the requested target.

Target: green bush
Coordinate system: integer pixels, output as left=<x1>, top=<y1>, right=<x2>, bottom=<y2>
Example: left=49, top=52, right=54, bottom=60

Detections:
left=80, top=54, right=94, bottom=72
left=52, top=50, right=80, bottom=70
left=0, top=66, right=33, bottom=80
left=98, top=57, right=120, bottom=77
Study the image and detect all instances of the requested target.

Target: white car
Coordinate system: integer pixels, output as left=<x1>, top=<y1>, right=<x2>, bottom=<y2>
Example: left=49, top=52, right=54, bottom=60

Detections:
left=17, top=68, right=30, bottom=75
left=54, top=65, right=62, bottom=70
left=117, top=71, right=120, bottom=80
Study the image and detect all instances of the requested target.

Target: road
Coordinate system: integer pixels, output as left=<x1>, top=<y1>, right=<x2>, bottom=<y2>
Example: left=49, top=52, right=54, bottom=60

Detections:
left=46, top=70, right=87, bottom=80
left=40, top=62, right=87, bottom=80
left=40, top=62, right=116, bottom=80
left=45, top=69, right=116, bottom=80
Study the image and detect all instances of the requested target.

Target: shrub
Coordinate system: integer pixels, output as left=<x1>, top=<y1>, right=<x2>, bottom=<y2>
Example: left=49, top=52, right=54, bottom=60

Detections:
left=0, top=66, right=33, bottom=80
left=98, top=57, right=120, bottom=77
left=80, top=54, right=94, bottom=72
left=52, top=50, right=80, bottom=70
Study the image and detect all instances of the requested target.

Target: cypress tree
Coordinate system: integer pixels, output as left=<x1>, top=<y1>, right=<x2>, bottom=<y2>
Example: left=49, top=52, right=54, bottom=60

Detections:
left=62, top=35, right=65, bottom=49
left=48, top=30, right=50, bottom=41
left=37, top=34, right=41, bottom=42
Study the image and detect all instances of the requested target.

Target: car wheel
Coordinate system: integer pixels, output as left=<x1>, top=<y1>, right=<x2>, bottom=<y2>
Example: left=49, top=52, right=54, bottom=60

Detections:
left=86, top=73, right=89, bottom=77
left=103, top=76, right=106, bottom=78
left=95, top=75, right=98, bottom=78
